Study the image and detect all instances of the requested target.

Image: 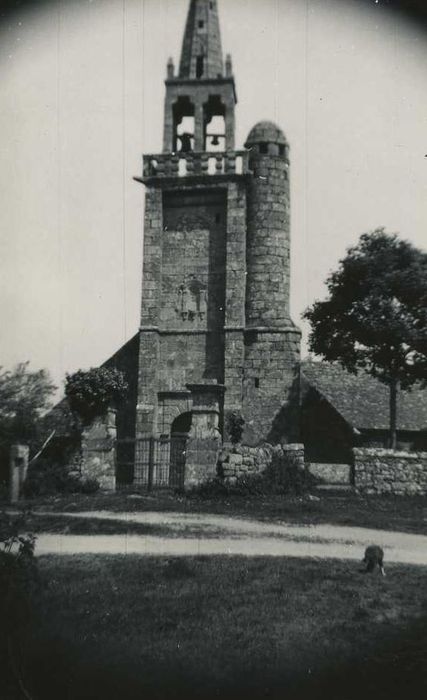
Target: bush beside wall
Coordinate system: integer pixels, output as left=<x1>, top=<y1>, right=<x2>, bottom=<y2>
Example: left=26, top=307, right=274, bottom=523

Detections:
left=217, top=442, right=305, bottom=493
left=354, top=448, right=427, bottom=496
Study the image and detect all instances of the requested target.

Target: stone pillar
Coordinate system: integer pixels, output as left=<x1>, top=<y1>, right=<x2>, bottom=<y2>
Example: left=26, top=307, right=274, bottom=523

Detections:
left=224, top=91, right=236, bottom=151
left=81, top=409, right=117, bottom=491
left=194, top=99, right=205, bottom=152
left=9, top=444, right=29, bottom=503
left=184, top=383, right=225, bottom=489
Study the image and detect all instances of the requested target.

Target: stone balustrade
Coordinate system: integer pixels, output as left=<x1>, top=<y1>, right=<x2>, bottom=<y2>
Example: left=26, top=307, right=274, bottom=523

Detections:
left=142, top=150, right=249, bottom=180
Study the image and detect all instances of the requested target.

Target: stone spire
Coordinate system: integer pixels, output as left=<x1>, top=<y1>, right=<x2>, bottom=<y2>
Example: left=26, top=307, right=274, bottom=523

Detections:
left=179, top=0, right=224, bottom=79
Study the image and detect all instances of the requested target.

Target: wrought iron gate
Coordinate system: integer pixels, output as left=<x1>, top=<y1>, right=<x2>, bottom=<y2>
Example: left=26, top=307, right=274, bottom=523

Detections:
left=116, top=435, right=187, bottom=490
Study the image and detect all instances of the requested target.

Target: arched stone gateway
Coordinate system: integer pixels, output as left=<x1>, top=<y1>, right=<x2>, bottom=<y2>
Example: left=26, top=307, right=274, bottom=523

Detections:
left=168, top=411, right=192, bottom=489
left=171, top=411, right=192, bottom=436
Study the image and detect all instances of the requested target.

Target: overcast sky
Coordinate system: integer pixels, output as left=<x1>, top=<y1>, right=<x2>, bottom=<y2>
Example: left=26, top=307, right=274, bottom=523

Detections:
left=1, top=0, right=426, bottom=393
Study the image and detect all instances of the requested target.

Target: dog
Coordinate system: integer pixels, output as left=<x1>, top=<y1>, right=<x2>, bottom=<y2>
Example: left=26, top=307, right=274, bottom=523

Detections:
left=361, top=545, right=386, bottom=576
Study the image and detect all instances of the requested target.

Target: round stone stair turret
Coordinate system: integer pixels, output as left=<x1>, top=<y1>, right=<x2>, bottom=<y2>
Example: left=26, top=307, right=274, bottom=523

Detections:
left=245, top=121, right=291, bottom=327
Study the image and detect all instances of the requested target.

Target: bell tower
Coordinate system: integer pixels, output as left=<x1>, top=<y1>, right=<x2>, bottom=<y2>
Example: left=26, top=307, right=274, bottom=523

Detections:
left=135, top=0, right=248, bottom=441
left=134, top=0, right=301, bottom=448
left=163, top=0, right=236, bottom=154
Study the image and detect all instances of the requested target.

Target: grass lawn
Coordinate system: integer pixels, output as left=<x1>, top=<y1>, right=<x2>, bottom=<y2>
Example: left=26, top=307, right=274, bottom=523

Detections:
left=7, top=489, right=427, bottom=535
left=7, top=554, right=427, bottom=700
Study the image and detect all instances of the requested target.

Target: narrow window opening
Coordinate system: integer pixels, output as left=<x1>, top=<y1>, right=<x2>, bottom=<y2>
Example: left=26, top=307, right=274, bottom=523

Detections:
left=198, top=20, right=204, bottom=28
left=203, top=95, right=226, bottom=151
left=215, top=213, right=221, bottom=224
left=255, top=378, right=260, bottom=388
left=259, top=142, right=268, bottom=154
left=172, top=96, right=195, bottom=152
left=196, top=56, right=204, bottom=78
left=279, top=144, right=285, bottom=156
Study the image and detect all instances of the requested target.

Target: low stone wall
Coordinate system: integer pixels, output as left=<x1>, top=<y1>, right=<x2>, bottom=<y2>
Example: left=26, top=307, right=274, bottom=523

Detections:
left=218, top=442, right=304, bottom=484
left=354, top=448, right=427, bottom=495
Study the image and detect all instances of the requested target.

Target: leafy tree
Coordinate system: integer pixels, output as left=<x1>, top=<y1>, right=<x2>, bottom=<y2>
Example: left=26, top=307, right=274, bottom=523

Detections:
left=0, top=364, right=56, bottom=483
left=303, top=229, right=427, bottom=449
left=65, top=367, right=128, bottom=426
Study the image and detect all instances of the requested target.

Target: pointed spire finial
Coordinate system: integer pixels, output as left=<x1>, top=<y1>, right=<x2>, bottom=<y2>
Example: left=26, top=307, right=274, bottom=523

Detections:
left=167, top=57, right=175, bottom=79
left=179, top=0, right=224, bottom=79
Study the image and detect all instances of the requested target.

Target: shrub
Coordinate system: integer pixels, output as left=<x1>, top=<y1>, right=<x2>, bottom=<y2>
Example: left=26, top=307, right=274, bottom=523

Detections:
left=225, top=411, right=245, bottom=445
left=23, top=458, right=77, bottom=498
left=0, top=511, right=38, bottom=697
left=190, top=473, right=282, bottom=499
left=65, top=367, right=128, bottom=426
left=267, top=449, right=307, bottom=496
left=192, top=447, right=308, bottom=499
left=0, top=511, right=38, bottom=629
left=23, top=459, right=100, bottom=498
left=79, top=477, right=100, bottom=495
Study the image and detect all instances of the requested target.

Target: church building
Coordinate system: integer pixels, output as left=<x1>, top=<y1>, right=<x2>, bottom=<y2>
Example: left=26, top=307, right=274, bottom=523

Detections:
left=44, top=0, right=426, bottom=492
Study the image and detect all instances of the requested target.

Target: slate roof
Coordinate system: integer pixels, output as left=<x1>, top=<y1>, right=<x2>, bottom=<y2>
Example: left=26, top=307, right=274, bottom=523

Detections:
left=301, top=360, right=427, bottom=432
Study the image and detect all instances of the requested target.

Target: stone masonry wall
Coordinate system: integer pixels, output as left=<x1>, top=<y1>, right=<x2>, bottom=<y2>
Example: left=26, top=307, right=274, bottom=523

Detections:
left=354, top=448, right=427, bottom=495
left=161, top=191, right=226, bottom=333
left=80, top=410, right=117, bottom=491
left=137, top=186, right=227, bottom=436
left=242, top=328, right=301, bottom=445
left=241, top=135, right=301, bottom=446
left=223, top=180, right=247, bottom=416
left=218, top=442, right=304, bottom=484
left=137, top=186, right=162, bottom=436
left=246, top=151, right=290, bottom=327
left=138, top=179, right=247, bottom=438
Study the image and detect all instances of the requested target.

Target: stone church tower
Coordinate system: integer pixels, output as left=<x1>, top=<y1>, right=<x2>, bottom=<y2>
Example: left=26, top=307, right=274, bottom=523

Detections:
left=134, top=0, right=301, bottom=446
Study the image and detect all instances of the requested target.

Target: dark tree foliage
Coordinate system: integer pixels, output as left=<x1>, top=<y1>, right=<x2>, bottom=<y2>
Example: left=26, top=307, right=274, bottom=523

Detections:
left=0, top=363, right=56, bottom=439
left=65, top=367, right=128, bottom=426
left=226, top=411, right=245, bottom=446
left=303, top=229, right=427, bottom=449
left=0, top=363, right=56, bottom=485
left=0, top=510, right=38, bottom=698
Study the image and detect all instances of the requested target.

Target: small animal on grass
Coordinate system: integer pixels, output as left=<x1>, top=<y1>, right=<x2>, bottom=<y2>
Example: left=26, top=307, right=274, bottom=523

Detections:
left=361, top=545, right=386, bottom=576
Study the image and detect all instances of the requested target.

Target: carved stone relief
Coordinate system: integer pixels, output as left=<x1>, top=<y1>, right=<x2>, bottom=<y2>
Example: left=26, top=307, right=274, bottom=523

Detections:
left=176, top=275, right=208, bottom=321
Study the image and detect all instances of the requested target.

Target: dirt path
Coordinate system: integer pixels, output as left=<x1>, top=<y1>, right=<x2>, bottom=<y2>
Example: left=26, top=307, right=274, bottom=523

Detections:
left=31, top=510, right=427, bottom=565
